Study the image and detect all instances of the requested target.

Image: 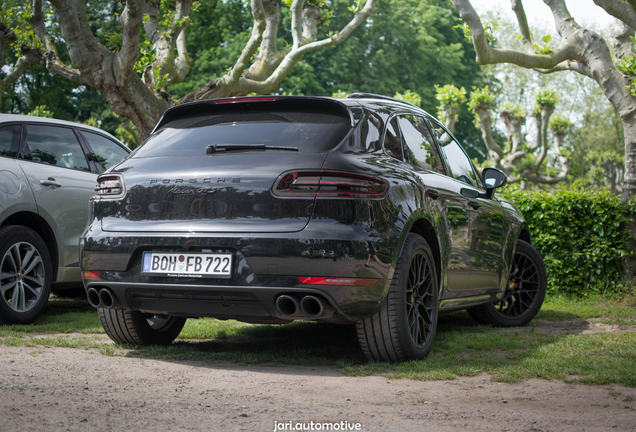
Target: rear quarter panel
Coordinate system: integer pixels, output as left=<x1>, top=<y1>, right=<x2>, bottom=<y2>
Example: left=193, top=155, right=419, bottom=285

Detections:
left=0, top=158, right=38, bottom=224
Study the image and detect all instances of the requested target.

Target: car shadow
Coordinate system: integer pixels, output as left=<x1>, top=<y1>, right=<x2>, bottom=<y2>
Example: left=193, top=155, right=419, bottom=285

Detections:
left=16, top=297, right=605, bottom=380
left=115, top=310, right=599, bottom=378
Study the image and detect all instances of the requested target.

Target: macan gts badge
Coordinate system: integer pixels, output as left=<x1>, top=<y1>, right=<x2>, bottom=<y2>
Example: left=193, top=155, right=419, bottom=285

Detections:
left=80, top=94, right=547, bottom=362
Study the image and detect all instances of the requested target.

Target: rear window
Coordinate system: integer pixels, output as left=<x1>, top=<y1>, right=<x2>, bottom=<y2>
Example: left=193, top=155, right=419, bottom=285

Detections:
left=133, top=109, right=352, bottom=158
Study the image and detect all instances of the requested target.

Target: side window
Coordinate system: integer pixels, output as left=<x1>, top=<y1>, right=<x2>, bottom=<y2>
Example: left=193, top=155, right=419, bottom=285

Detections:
left=81, top=131, right=129, bottom=170
left=430, top=120, right=480, bottom=187
left=0, top=125, right=21, bottom=158
left=360, top=113, right=383, bottom=153
left=398, top=115, right=444, bottom=173
left=383, top=116, right=404, bottom=161
left=24, top=125, right=90, bottom=171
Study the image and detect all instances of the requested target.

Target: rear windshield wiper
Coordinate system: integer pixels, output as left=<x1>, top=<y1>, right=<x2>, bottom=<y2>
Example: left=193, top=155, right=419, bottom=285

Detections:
left=206, top=144, right=298, bottom=154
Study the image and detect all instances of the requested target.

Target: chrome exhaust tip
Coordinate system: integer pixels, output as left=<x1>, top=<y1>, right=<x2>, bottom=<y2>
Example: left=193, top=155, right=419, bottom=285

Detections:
left=275, top=295, right=301, bottom=317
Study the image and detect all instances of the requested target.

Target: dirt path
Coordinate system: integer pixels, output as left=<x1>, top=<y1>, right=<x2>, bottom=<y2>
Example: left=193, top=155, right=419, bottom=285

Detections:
left=2, top=344, right=635, bottom=432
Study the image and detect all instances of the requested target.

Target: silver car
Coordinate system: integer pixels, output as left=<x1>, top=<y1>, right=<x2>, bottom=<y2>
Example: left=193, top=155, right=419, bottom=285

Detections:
left=0, top=114, right=130, bottom=324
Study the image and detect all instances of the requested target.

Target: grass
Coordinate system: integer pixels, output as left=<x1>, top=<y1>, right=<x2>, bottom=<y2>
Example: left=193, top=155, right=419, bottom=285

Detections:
left=1, top=294, right=635, bottom=386
left=537, top=295, right=636, bottom=325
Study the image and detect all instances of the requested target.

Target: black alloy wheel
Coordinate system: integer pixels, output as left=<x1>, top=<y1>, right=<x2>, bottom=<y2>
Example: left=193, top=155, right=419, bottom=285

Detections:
left=0, top=226, right=52, bottom=325
left=406, top=249, right=436, bottom=348
left=467, top=240, right=547, bottom=327
left=356, top=233, right=439, bottom=362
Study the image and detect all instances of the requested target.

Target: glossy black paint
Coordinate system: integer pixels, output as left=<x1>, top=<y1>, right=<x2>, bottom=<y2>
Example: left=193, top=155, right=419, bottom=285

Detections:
left=80, top=95, right=528, bottom=323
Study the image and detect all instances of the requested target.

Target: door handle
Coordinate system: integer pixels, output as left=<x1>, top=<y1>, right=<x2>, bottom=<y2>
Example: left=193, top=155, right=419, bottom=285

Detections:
left=468, top=200, right=480, bottom=210
left=426, top=189, right=440, bottom=200
left=40, top=178, right=62, bottom=188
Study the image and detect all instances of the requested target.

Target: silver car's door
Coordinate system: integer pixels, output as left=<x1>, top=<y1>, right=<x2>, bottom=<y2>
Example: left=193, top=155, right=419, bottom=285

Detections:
left=16, top=124, right=97, bottom=282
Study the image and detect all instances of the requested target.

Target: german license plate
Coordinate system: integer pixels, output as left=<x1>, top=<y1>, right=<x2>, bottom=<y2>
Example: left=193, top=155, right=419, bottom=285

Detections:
left=142, top=252, right=232, bottom=278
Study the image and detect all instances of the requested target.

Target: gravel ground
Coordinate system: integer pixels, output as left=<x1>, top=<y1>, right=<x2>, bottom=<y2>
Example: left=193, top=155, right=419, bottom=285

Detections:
left=2, top=341, right=636, bottom=432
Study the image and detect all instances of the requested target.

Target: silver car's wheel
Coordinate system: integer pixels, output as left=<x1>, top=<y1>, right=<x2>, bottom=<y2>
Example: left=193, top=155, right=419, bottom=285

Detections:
left=0, top=226, right=52, bottom=324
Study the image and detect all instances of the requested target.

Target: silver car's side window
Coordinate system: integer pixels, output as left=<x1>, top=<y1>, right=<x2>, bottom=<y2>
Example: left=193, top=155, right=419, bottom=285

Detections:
left=24, top=125, right=90, bottom=171
left=0, top=125, right=21, bottom=158
left=81, top=131, right=129, bottom=170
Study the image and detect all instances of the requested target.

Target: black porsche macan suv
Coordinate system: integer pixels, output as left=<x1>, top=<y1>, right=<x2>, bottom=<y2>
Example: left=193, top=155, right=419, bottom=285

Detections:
left=80, top=94, right=546, bottom=362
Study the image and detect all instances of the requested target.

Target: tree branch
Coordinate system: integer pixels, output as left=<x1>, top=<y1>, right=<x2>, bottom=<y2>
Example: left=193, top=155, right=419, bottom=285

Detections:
left=522, top=105, right=555, bottom=177
left=30, top=0, right=83, bottom=82
left=0, top=46, right=42, bottom=95
left=244, top=0, right=286, bottom=82
left=519, top=131, right=569, bottom=184
left=255, top=0, right=378, bottom=90
left=143, top=1, right=161, bottom=44
left=302, top=4, right=321, bottom=42
left=474, top=107, right=505, bottom=166
left=165, top=0, right=195, bottom=86
left=510, top=0, right=534, bottom=51
left=534, top=60, right=592, bottom=78
left=544, top=0, right=580, bottom=37
left=451, top=0, right=575, bottom=69
left=291, top=0, right=304, bottom=49
left=117, top=0, right=145, bottom=78
left=0, top=24, right=17, bottom=68
left=611, top=18, right=635, bottom=61
left=183, top=0, right=377, bottom=101
left=224, top=0, right=267, bottom=88
left=294, top=0, right=378, bottom=54
left=593, top=0, right=636, bottom=31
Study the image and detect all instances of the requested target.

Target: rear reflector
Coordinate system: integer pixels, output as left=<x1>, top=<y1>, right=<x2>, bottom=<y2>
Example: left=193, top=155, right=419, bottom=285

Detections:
left=273, top=171, right=388, bottom=198
left=214, top=97, right=277, bottom=104
left=298, top=277, right=379, bottom=286
left=82, top=271, right=101, bottom=279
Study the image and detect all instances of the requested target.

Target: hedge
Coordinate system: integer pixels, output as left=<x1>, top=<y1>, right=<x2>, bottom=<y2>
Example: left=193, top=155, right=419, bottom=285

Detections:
left=501, top=187, right=636, bottom=297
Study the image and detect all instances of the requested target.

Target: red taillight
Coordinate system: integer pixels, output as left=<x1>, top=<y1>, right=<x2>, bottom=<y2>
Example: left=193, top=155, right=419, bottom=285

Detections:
left=214, top=97, right=277, bottom=104
left=273, top=171, right=388, bottom=198
left=94, top=174, right=125, bottom=199
left=298, top=277, right=379, bottom=286
left=82, top=271, right=100, bottom=279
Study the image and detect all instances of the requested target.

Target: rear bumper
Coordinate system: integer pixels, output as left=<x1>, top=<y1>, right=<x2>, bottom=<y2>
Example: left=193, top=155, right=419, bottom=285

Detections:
left=81, top=281, right=390, bottom=322
left=80, top=223, right=397, bottom=321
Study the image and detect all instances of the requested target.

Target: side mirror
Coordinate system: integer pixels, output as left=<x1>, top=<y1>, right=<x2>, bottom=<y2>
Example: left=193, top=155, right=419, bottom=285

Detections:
left=481, top=168, right=507, bottom=198
left=482, top=167, right=507, bottom=189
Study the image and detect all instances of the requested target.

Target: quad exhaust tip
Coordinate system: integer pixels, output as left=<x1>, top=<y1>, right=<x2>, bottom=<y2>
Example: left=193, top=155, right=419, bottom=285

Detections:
left=300, top=295, right=332, bottom=319
left=275, top=294, right=334, bottom=319
left=275, top=295, right=301, bottom=317
left=87, top=287, right=101, bottom=308
left=86, top=287, right=120, bottom=309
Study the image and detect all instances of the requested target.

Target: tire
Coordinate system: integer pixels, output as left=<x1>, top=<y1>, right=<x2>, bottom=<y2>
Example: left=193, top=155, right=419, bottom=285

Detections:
left=356, top=233, right=439, bottom=362
left=467, top=240, right=547, bottom=327
left=98, top=308, right=186, bottom=345
left=0, top=226, right=52, bottom=325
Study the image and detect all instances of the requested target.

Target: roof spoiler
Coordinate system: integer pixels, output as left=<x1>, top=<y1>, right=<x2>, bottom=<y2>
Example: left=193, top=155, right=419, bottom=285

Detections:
left=151, top=96, right=356, bottom=134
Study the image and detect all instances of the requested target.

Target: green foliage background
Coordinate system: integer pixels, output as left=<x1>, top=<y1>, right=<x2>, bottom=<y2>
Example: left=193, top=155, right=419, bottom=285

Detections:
left=502, top=187, right=636, bottom=297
